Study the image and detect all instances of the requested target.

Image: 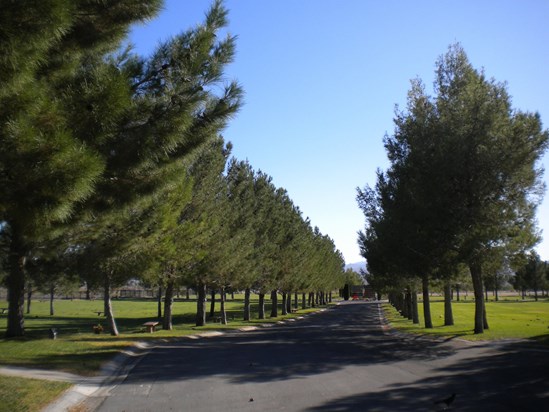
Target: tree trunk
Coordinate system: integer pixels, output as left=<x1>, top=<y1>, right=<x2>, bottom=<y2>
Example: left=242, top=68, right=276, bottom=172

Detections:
left=456, top=284, right=460, bottom=301
left=422, top=275, right=433, bottom=328
left=482, top=299, right=489, bottom=329
left=162, top=278, right=174, bottom=330
left=86, top=282, right=91, bottom=300
left=209, top=289, right=216, bottom=318
left=309, top=292, right=315, bottom=307
left=444, top=281, right=454, bottom=326
left=342, top=284, right=350, bottom=300
left=396, top=292, right=404, bottom=315
left=294, top=292, right=298, bottom=309
left=287, top=293, right=292, bottom=313
left=26, top=282, right=32, bottom=315
left=403, top=291, right=411, bottom=320
left=243, top=288, right=251, bottom=321
left=407, top=290, right=414, bottom=320
left=185, top=287, right=190, bottom=300
left=469, top=261, right=485, bottom=334
left=412, top=290, right=419, bottom=324
left=270, top=290, right=278, bottom=318
left=302, top=292, right=306, bottom=309
left=288, top=293, right=293, bottom=312
left=103, top=282, right=109, bottom=315
left=281, top=292, right=288, bottom=315
left=104, top=274, right=119, bottom=336
left=196, top=282, right=207, bottom=326
left=220, top=286, right=227, bottom=325
left=49, top=284, right=55, bottom=316
left=258, top=293, right=265, bottom=319
left=494, top=273, right=499, bottom=302
left=5, top=234, right=26, bottom=337
left=157, top=285, right=162, bottom=319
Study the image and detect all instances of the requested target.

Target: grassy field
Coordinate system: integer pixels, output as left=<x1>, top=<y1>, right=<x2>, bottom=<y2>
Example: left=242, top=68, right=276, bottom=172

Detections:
left=384, top=297, right=549, bottom=344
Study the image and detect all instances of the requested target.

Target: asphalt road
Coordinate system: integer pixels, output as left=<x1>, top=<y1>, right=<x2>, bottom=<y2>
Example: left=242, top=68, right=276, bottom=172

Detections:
left=89, top=301, right=549, bottom=411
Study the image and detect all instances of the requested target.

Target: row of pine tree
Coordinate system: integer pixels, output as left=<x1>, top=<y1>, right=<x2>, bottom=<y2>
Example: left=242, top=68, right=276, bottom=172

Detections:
left=0, top=1, right=346, bottom=337
left=357, top=45, right=548, bottom=333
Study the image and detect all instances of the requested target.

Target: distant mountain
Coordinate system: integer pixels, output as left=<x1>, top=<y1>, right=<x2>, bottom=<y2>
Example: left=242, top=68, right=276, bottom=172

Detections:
left=345, top=261, right=366, bottom=273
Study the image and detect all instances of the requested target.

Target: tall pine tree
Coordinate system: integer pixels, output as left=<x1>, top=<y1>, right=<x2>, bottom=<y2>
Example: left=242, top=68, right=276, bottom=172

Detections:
left=0, top=0, right=162, bottom=337
left=1, top=0, right=242, bottom=337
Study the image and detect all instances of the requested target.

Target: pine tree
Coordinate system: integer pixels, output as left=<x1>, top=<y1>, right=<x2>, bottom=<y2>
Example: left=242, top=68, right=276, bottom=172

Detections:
left=0, top=0, right=162, bottom=337
left=139, top=136, right=229, bottom=329
left=434, top=45, right=547, bottom=333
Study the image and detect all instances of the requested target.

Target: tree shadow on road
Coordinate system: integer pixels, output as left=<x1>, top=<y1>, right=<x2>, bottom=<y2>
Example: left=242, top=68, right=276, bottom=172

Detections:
left=115, top=302, right=548, bottom=411
left=305, top=339, right=549, bottom=411
left=123, top=302, right=457, bottom=385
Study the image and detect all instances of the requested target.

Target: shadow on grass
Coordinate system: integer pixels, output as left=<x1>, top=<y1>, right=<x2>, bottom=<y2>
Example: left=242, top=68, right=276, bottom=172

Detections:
left=29, top=349, right=124, bottom=376
left=1, top=312, right=202, bottom=341
left=0, top=302, right=312, bottom=344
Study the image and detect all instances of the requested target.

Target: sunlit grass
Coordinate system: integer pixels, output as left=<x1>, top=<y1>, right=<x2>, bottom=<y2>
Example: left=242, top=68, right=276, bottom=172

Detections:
left=384, top=297, right=549, bottom=344
left=0, top=375, right=71, bottom=412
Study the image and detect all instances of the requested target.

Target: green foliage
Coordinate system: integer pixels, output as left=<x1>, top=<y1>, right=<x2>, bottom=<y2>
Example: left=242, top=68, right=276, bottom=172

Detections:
left=513, top=252, right=548, bottom=297
left=343, top=269, right=363, bottom=286
left=0, top=0, right=164, bottom=337
left=1, top=0, right=246, bottom=337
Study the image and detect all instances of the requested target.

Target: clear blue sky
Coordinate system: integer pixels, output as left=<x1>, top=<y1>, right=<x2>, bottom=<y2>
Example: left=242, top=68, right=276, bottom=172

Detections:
left=129, top=0, right=549, bottom=264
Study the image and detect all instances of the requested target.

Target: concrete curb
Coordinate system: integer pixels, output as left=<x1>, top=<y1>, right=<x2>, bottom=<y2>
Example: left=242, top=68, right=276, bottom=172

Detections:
left=0, top=366, right=87, bottom=384
left=41, top=341, right=153, bottom=412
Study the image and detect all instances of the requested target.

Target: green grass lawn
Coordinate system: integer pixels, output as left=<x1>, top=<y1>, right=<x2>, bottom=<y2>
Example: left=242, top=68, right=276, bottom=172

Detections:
left=0, top=296, right=324, bottom=375
left=0, top=375, right=71, bottom=412
left=384, top=297, right=549, bottom=344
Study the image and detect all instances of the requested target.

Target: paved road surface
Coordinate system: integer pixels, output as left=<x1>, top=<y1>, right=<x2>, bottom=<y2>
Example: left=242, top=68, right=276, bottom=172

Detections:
left=88, top=301, right=549, bottom=411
